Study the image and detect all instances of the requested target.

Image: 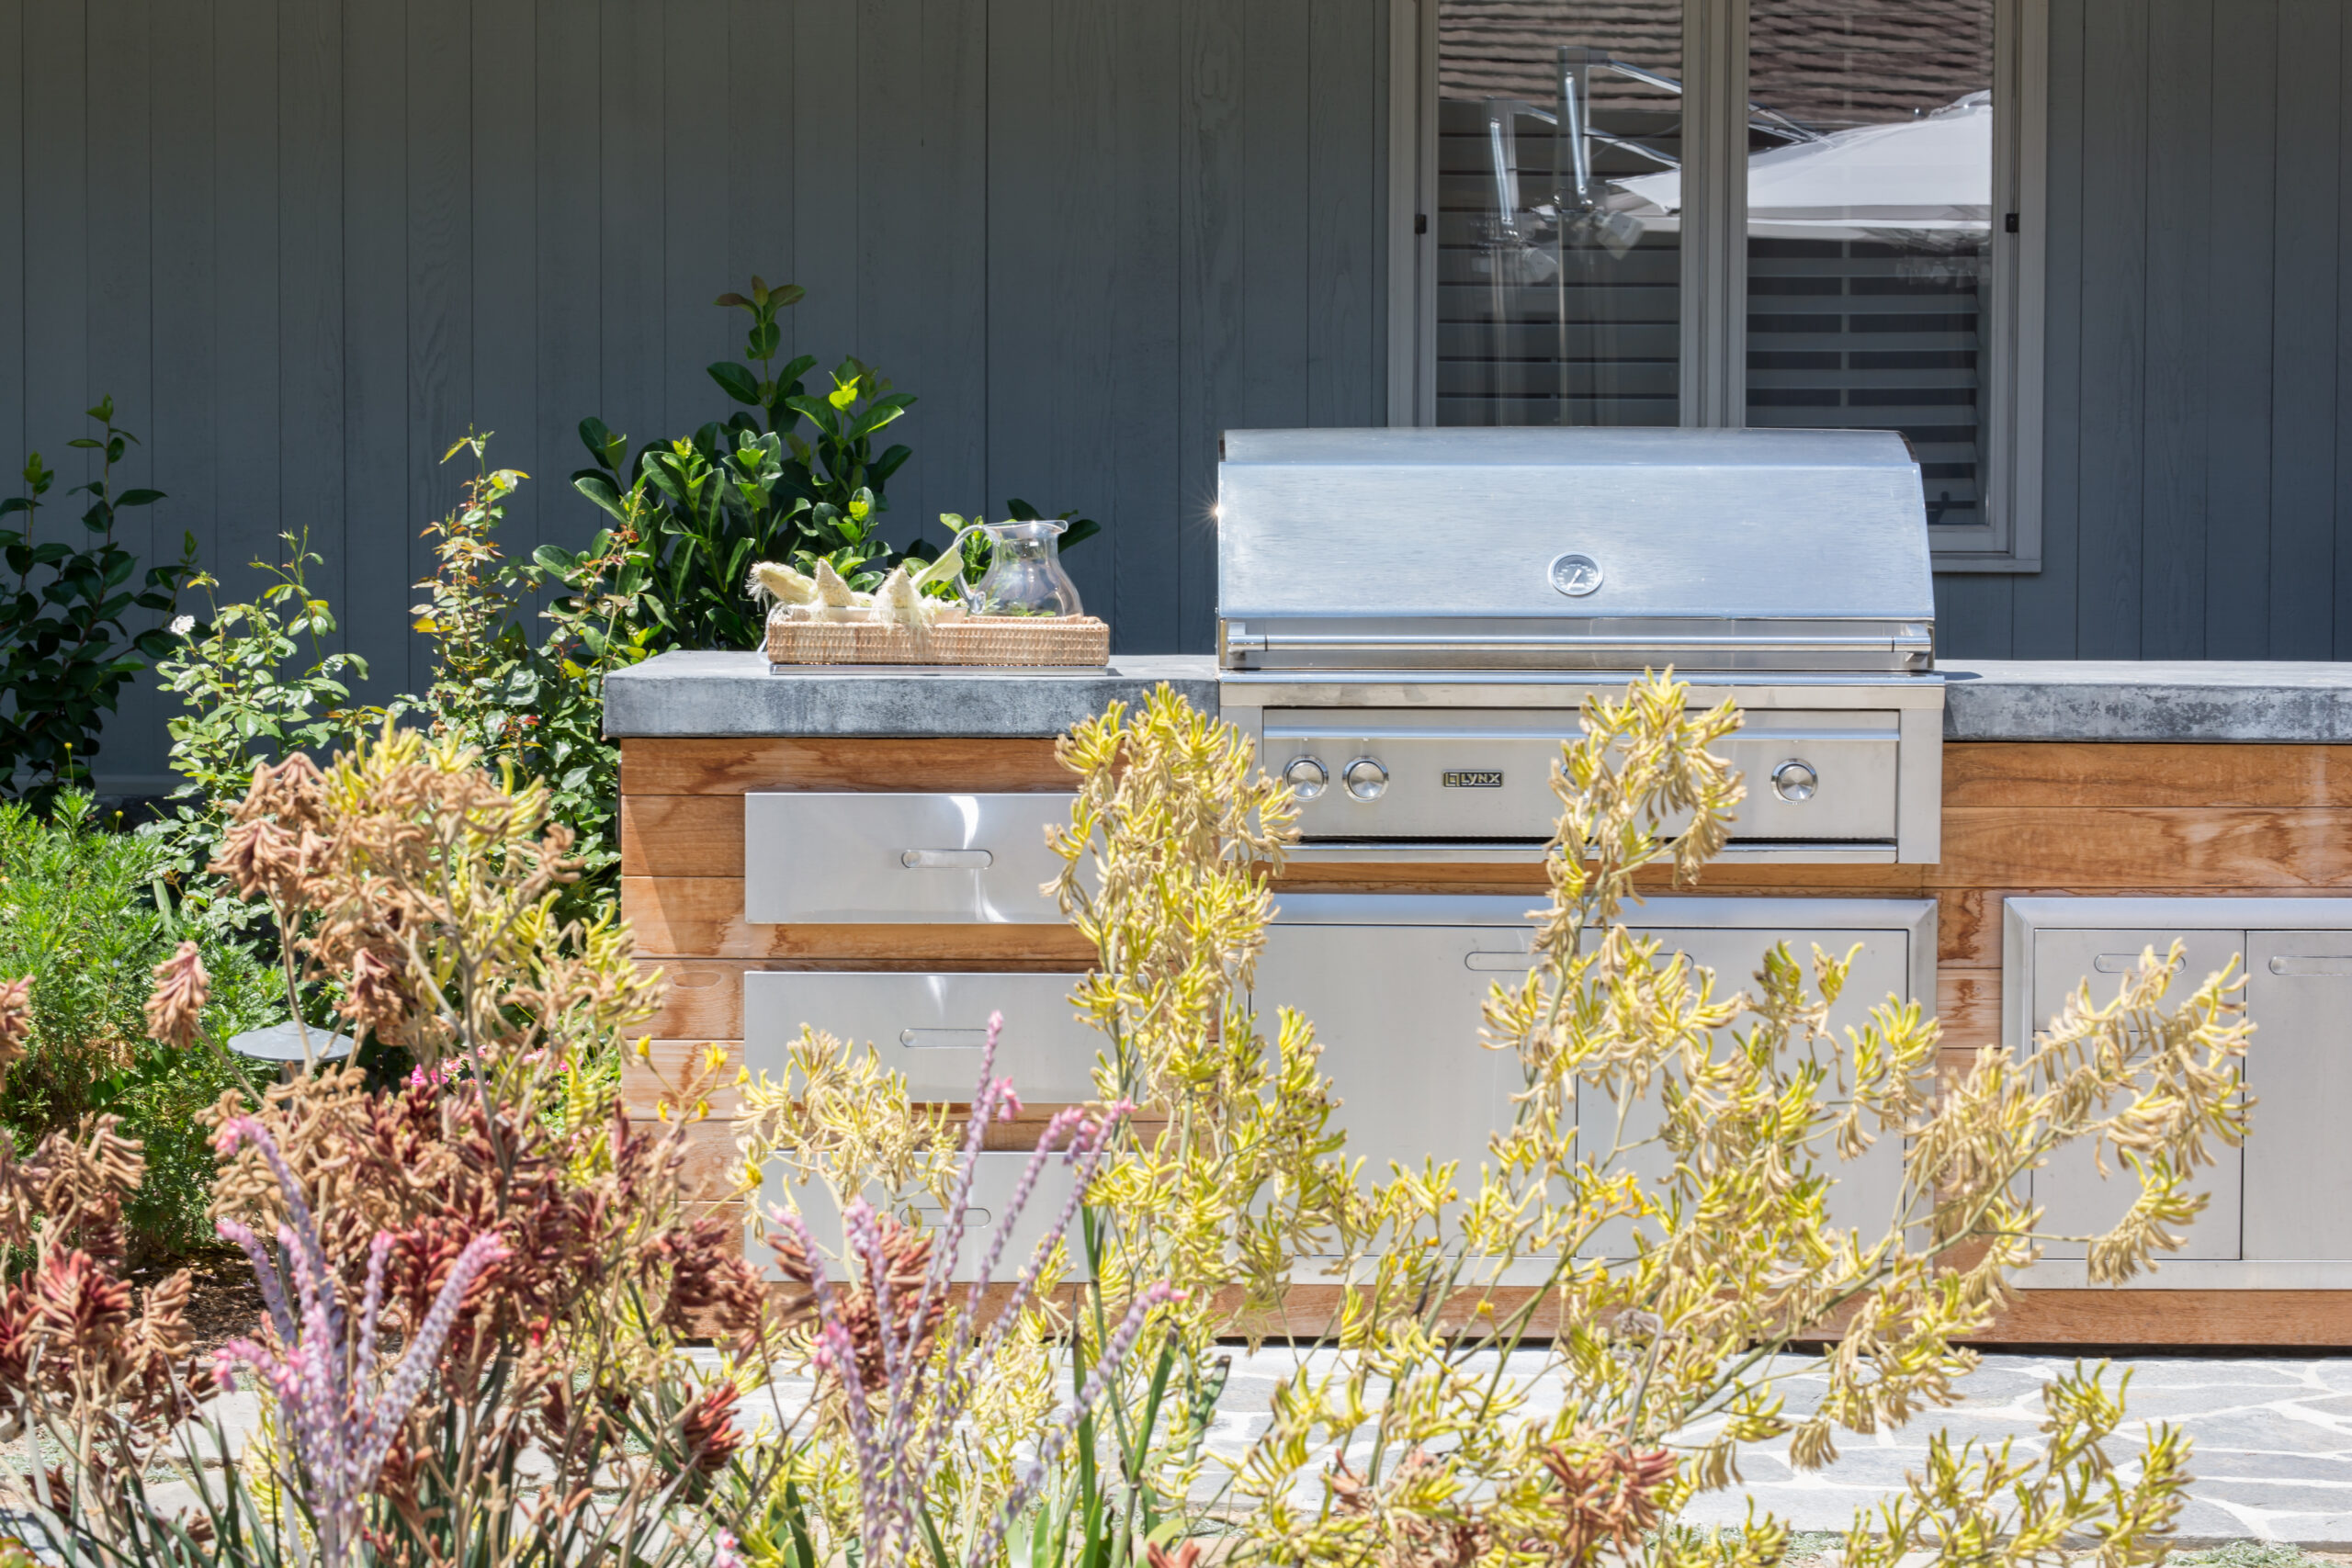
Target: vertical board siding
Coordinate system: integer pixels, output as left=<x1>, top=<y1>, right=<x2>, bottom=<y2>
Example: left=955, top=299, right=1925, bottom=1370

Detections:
left=23, top=0, right=1389, bottom=787
left=1937, top=0, right=2352, bottom=663
left=0, top=0, right=22, bottom=480
left=2071, top=0, right=2147, bottom=659
left=406, top=0, right=473, bottom=696
left=2268, top=0, right=2337, bottom=660
left=1108, top=0, right=1184, bottom=654
left=533, top=0, right=599, bottom=561
left=1177, top=0, right=1248, bottom=654
left=17, top=2, right=2352, bottom=780
left=2202, top=0, right=2276, bottom=659
left=87, top=0, right=164, bottom=773
left=212, top=1, right=282, bottom=663
left=471, top=0, right=536, bottom=551
left=2005, top=0, right=2086, bottom=660
left=2137, top=0, right=2208, bottom=659
left=340, top=0, right=410, bottom=713
left=148, top=0, right=216, bottom=683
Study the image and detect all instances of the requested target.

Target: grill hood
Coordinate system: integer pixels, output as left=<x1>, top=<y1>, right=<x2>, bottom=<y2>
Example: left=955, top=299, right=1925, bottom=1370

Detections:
left=1216, top=426, right=1936, bottom=673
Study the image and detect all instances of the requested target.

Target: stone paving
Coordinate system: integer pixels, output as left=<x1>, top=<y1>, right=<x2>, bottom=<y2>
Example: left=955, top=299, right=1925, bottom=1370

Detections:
left=146, top=1352, right=2352, bottom=1546
left=1199, top=1351, right=2352, bottom=1546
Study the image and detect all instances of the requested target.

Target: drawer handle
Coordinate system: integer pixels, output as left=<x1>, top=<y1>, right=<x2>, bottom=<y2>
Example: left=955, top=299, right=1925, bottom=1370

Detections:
left=2090, top=953, right=2147, bottom=974
left=2269, top=955, right=2352, bottom=976
left=899, top=1028, right=994, bottom=1048
left=1464, top=951, right=1534, bottom=972
left=901, top=849, right=993, bottom=870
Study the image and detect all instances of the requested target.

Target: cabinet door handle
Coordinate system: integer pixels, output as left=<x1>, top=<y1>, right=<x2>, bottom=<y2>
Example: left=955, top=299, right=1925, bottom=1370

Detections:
left=2268, top=955, right=2352, bottom=976
left=899, top=1028, right=994, bottom=1048
left=1464, top=951, right=1534, bottom=971
left=900, top=849, right=993, bottom=870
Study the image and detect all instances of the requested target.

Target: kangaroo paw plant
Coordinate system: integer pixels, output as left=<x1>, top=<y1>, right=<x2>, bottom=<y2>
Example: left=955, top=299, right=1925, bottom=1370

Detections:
left=0, top=673, right=2246, bottom=1568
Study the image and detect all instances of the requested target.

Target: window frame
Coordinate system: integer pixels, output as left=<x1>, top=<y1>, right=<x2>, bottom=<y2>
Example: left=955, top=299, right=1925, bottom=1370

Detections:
left=1389, top=0, right=2047, bottom=570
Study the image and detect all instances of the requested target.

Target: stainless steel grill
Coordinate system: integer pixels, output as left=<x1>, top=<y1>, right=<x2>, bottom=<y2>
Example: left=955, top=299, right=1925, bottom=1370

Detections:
left=1215, top=425, right=1945, bottom=863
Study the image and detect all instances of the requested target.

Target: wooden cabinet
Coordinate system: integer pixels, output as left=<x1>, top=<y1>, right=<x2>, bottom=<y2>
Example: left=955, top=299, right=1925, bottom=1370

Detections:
left=624, top=736, right=2352, bottom=1343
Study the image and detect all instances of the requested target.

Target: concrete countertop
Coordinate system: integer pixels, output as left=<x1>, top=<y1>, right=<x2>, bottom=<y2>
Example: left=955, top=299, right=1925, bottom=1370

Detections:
left=605, top=650, right=2352, bottom=744
left=602, top=650, right=1220, bottom=738
left=1940, top=660, right=2352, bottom=742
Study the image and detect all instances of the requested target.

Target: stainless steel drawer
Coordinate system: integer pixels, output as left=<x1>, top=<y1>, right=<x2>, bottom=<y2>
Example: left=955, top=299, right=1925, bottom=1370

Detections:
left=759, top=1153, right=1091, bottom=1282
left=743, top=970, right=1102, bottom=1102
left=744, top=792, right=1074, bottom=924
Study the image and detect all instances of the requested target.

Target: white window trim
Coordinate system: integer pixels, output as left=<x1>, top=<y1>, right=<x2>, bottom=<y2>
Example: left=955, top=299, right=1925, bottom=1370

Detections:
left=1388, top=0, right=2047, bottom=570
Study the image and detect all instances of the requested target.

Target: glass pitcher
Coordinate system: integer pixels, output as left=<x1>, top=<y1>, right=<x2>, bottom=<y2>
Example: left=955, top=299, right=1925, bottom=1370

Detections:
left=946, top=518, right=1084, bottom=618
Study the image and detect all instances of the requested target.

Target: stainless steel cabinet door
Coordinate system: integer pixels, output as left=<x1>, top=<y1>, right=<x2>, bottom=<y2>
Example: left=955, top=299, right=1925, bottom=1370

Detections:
left=2245, top=933, right=2352, bottom=1261
left=1251, top=919, right=1916, bottom=1259
left=1252, top=924, right=1522, bottom=1192
left=1577, top=927, right=1913, bottom=1258
left=744, top=793, right=1074, bottom=924
left=2027, top=928, right=2245, bottom=1261
left=743, top=970, right=1102, bottom=1102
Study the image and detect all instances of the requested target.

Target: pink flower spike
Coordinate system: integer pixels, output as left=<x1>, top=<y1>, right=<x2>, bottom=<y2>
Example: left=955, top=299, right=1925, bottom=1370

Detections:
left=991, top=1077, right=1023, bottom=1122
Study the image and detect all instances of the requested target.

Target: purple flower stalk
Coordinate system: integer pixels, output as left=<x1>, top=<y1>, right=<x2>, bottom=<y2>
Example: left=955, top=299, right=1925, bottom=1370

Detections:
left=211, top=1116, right=507, bottom=1568
left=770, top=1012, right=1179, bottom=1568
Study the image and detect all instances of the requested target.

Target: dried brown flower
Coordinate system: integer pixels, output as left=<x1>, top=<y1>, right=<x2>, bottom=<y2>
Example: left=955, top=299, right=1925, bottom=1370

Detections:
left=1327, top=1450, right=1488, bottom=1568
left=142, top=941, right=210, bottom=1048
left=341, top=946, right=412, bottom=1038
left=0, top=1116, right=211, bottom=1502
left=1539, top=1435, right=1679, bottom=1566
left=0, top=976, right=30, bottom=1074
left=771, top=1210, right=945, bottom=1388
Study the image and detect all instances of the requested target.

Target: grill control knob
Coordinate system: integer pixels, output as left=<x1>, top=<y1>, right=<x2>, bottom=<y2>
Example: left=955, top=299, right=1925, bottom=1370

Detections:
left=1771, top=759, right=1819, bottom=803
left=1282, top=755, right=1329, bottom=800
left=1343, top=757, right=1389, bottom=802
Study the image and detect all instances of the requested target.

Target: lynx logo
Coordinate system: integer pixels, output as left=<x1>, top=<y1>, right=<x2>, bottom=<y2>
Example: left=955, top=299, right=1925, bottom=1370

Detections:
left=1442, top=770, right=1504, bottom=788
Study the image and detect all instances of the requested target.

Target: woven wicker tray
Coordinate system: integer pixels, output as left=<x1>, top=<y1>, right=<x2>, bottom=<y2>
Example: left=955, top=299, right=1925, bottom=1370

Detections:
left=765, top=613, right=1110, bottom=667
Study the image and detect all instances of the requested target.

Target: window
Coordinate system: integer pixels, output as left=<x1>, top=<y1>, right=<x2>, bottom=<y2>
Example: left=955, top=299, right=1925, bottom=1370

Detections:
left=1396, top=0, right=2045, bottom=568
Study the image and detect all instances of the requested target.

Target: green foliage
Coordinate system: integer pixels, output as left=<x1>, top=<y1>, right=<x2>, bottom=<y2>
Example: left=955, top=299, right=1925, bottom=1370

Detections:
left=566, top=277, right=909, bottom=649
left=0, top=793, right=277, bottom=1258
left=569, top=277, right=1102, bottom=650
left=148, top=536, right=375, bottom=931
left=0, top=399, right=198, bottom=809
left=409, top=433, right=657, bottom=917
left=707, top=274, right=810, bottom=434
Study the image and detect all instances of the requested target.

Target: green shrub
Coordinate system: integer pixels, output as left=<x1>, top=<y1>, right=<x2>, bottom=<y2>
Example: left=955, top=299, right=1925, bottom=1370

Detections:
left=0, top=398, right=198, bottom=809
left=0, top=792, right=277, bottom=1258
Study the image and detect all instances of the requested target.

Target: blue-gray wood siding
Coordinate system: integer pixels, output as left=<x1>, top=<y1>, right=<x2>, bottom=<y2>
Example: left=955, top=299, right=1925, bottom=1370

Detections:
left=6, top=0, right=1390, bottom=789
left=17, top=0, right=2349, bottom=787
left=1935, top=0, right=2352, bottom=659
